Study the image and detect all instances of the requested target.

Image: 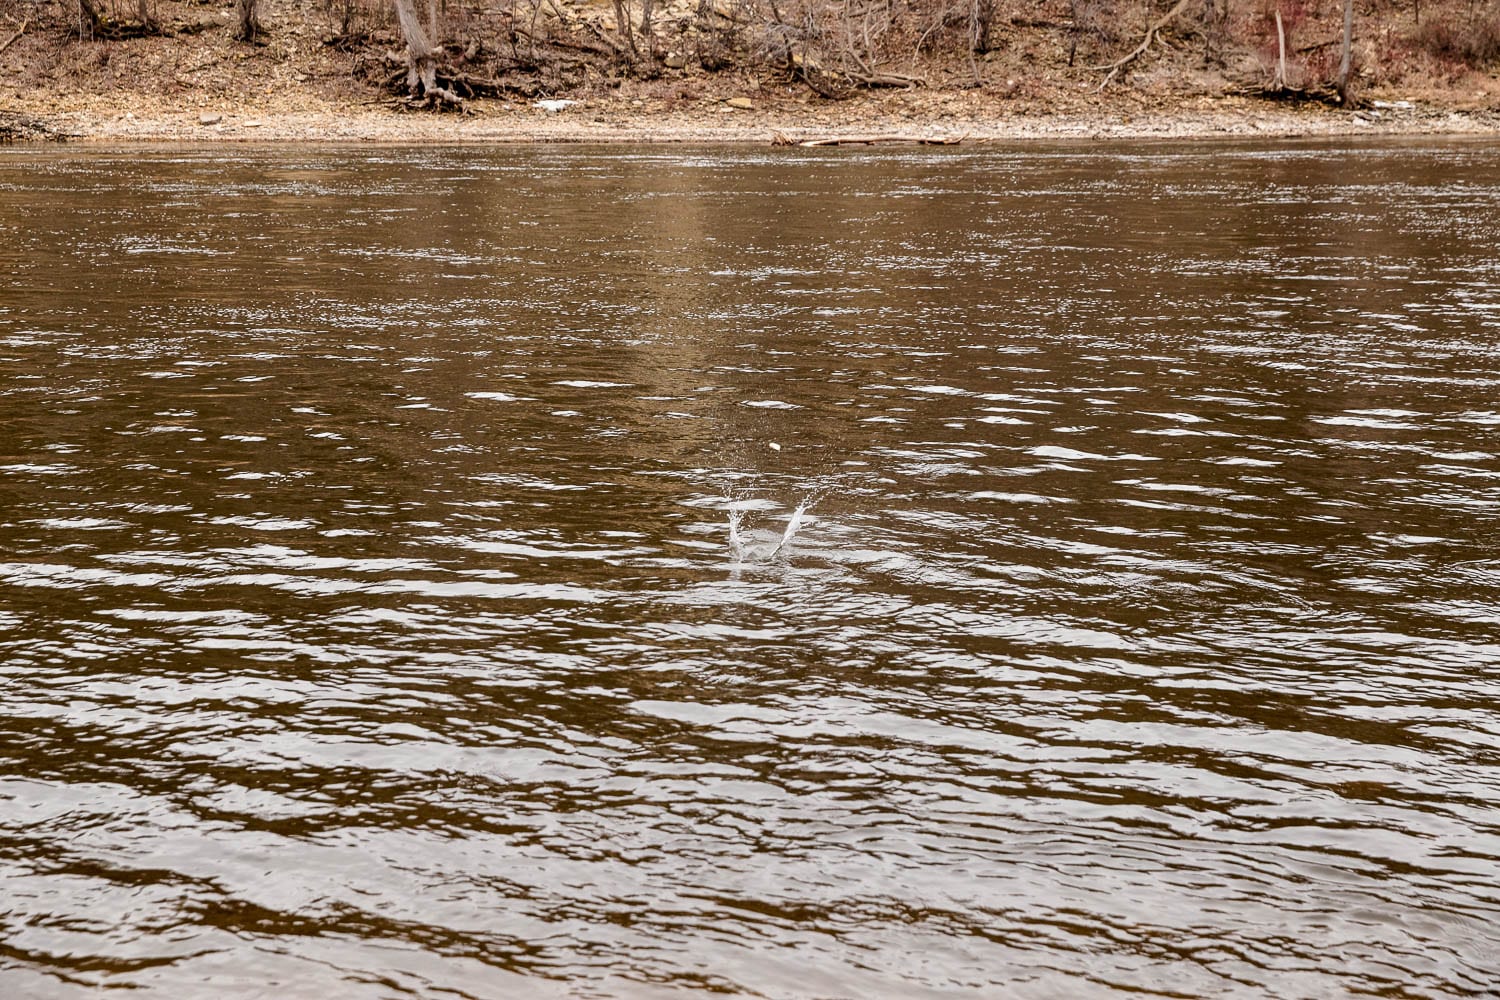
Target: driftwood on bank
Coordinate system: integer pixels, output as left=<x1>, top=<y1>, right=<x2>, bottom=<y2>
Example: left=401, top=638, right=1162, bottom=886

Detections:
left=0, top=111, right=68, bottom=143
left=1227, top=81, right=1343, bottom=103
left=772, top=131, right=968, bottom=146
left=1093, top=0, right=1193, bottom=90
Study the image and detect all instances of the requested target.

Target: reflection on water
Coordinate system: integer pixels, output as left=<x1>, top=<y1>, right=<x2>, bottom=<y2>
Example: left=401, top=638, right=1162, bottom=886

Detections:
left=2, top=141, right=1499, bottom=998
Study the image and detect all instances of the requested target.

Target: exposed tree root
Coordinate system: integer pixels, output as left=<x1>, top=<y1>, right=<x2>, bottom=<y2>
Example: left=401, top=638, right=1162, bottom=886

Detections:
left=446, top=71, right=544, bottom=98
left=390, top=93, right=471, bottom=112
left=798, top=64, right=925, bottom=99
left=361, top=53, right=545, bottom=103
left=78, top=19, right=160, bottom=40
left=393, top=0, right=466, bottom=109
left=322, top=30, right=371, bottom=52
left=74, top=0, right=163, bottom=40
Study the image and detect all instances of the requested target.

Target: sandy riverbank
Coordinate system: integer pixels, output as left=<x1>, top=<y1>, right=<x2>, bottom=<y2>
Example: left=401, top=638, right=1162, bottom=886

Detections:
left=12, top=90, right=1500, bottom=144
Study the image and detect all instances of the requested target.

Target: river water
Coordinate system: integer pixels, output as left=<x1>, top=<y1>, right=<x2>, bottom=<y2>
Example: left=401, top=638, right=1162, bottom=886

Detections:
left=2, top=141, right=1498, bottom=998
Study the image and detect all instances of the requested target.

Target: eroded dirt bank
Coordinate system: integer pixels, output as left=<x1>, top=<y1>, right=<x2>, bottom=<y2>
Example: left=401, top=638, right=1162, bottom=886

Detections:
left=5, top=0, right=1500, bottom=145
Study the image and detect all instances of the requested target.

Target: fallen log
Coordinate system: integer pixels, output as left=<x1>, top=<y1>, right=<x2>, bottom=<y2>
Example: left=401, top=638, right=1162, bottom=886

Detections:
left=850, top=70, right=926, bottom=88
left=777, top=133, right=968, bottom=146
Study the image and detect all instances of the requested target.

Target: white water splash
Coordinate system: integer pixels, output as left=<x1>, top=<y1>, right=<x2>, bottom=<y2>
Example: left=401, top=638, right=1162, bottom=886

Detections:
left=767, top=500, right=810, bottom=559
left=727, top=506, right=747, bottom=563
left=722, top=492, right=820, bottom=565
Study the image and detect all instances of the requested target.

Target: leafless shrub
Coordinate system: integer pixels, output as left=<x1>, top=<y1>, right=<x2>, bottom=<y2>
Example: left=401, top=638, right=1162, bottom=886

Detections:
left=695, top=0, right=744, bottom=70
left=1414, top=10, right=1500, bottom=66
left=912, top=0, right=994, bottom=55
left=740, top=0, right=927, bottom=94
left=1199, top=0, right=1232, bottom=63
left=324, top=0, right=367, bottom=39
left=1069, top=0, right=1126, bottom=66
left=1256, top=0, right=1311, bottom=87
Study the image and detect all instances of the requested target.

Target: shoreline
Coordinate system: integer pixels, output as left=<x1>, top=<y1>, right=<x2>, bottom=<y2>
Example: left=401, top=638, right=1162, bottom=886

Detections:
left=12, top=93, right=1500, bottom=145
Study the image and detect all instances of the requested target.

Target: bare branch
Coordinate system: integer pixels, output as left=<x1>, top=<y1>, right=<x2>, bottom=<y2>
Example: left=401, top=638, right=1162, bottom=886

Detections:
left=1093, top=0, right=1193, bottom=90
left=0, top=18, right=27, bottom=56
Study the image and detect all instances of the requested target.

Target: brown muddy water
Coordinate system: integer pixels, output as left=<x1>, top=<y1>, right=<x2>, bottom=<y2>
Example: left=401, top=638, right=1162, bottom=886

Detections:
left=1, top=142, right=1499, bottom=999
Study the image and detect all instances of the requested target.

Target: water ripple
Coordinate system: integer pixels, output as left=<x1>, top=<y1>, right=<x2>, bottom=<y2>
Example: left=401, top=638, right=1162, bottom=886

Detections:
left=2, top=141, right=1499, bottom=998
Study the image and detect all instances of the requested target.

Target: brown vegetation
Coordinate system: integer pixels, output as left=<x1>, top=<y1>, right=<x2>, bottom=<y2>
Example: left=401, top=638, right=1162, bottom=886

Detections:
left=0, top=0, right=1495, bottom=126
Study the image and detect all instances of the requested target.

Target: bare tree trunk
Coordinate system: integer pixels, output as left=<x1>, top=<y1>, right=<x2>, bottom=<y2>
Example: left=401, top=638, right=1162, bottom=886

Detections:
left=973, top=0, right=994, bottom=52
left=1068, top=0, right=1080, bottom=65
left=77, top=0, right=100, bottom=40
left=640, top=0, right=656, bottom=55
left=235, top=0, right=263, bottom=42
left=1336, top=0, right=1353, bottom=102
left=395, top=0, right=436, bottom=94
left=613, top=0, right=639, bottom=59
left=1272, top=9, right=1287, bottom=90
left=1202, top=0, right=1229, bottom=65
left=394, top=0, right=462, bottom=104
